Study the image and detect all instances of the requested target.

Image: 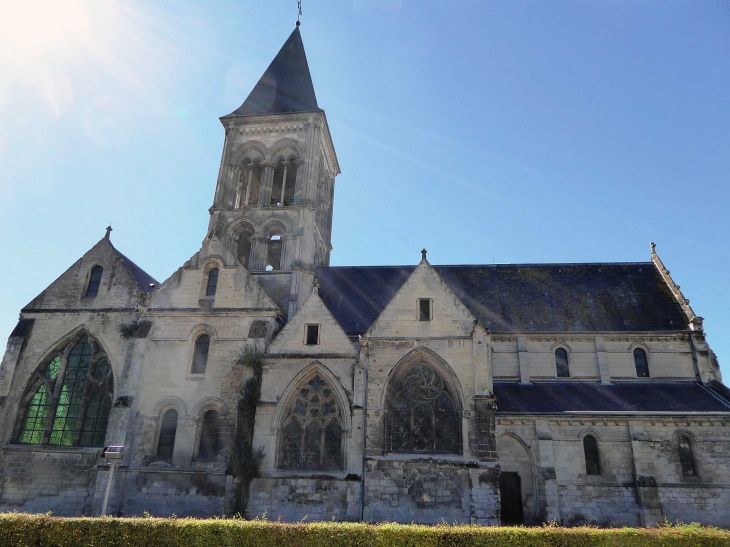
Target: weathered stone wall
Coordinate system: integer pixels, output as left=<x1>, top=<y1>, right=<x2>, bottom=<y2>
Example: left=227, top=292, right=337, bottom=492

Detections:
left=248, top=477, right=360, bottom=521
left=363, top=458, right=499, bottom=525
left=497, top=416, right=730, bottom=527
left=0, top=446, right=99, bottom=515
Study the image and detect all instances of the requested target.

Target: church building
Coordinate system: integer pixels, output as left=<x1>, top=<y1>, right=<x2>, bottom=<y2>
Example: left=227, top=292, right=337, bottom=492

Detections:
left=1, top=24, right=729, bottom=526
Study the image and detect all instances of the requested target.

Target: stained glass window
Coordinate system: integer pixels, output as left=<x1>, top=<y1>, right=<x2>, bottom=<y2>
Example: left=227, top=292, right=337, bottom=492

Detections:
left=634, top=348, right=649, bottom=377
left=279, top=374, right=343, bottom=470
left=555, top=348, right=570, bottom=378
left=583, top=435, right=601, bottom=475
left=17, top=334, right=113, bottom=448
left=387, top=362, right=460, bottom=454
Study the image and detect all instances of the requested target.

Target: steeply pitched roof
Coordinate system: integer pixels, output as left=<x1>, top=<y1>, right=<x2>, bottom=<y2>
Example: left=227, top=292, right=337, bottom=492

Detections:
left=315, top=263, right=688, bottom=334
left=111, top=244, right=158, bottom=295
left=226, top=27, right=320, bottom=117
left=494, top=382, right=730, bottom=413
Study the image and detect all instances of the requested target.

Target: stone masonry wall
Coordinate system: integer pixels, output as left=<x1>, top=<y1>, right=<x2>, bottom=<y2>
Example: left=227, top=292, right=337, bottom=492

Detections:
left=363, top=458, right=499, bottom=525
left=248, top=477, right=360, bottom=521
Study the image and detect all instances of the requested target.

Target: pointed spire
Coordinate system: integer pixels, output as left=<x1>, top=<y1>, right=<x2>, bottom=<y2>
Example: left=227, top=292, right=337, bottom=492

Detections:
left=226, top=27, right=320, bottom=117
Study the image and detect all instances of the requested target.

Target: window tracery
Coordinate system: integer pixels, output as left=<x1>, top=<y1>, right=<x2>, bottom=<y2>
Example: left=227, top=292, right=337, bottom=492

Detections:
left=386, top=362, right=460, bottom=454
left=17, top=334, right=113, bottom=447
left=279, top=374, right=343, bottom=470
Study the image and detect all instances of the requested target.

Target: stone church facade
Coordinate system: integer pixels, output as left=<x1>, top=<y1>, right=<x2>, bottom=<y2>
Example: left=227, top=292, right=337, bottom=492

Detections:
left=1, top=26, right=729, bottom=526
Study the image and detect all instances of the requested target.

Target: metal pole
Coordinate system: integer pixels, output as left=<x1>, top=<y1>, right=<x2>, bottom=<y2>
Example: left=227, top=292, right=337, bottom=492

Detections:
left=101, top=461, right=116, bottom=516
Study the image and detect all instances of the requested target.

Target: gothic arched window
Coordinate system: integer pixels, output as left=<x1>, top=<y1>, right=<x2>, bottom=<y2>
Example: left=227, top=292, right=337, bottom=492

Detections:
left=16, top=334, right=113, bottom=447
left=157, top=409, right=178, bottom=461
left=85, top=266, right=104, bottom=298
left=583, top=435, right=601, bottom=475
left=386, top=362, right=460, bottom=454
left=279, top=374, right=343, bottom=470
left=266, top=234, right=283, bottom=271
left=205, top=268, right=219, bottom=297
left=555, top=348, right=570, bottom=378
left=633, top=348, right=649, bottom=377
left=191, top=334, right=210, bottom=374
left=678, top=435, right=696, bottom=476
left=198, top=410, right=221, bottom=461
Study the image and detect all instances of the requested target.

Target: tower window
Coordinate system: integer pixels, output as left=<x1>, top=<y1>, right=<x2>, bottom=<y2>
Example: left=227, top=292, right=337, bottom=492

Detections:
left=205, top=268, right=219, bottom=297
left=633, top=348, right=649, bottom=377
left=583, top=435, right=601, bottom=475
left=418, top=299, right=432, bottom=321
left=678, top=436, right=696, bottom=476
left=305, top=324, right=320, bottom=346
left=191, top=334, right=210, bottom=374
left=85, top=266, right=104, bottom=297
left=555, top=348, right=570, bottom=378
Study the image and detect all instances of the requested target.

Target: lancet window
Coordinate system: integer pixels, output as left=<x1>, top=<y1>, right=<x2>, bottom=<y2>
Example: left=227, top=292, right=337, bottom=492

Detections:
left=197, top=409, right=221, bottom=461
left=678, top=435, right=696, bottom=476
left=16, top=333, right=113, bottom=447
left=386, top=362, right=460, bottom=454
left=583, top=435, right=601, bottom=475
left=555, top=348, right=570, bottom=378
left=633, top=348, right=649, bottom=377
left=279, top=374, right=343, bottom=470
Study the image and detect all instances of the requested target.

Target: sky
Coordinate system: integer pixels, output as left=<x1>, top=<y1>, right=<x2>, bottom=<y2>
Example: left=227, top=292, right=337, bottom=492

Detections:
left=0, top=0, right=728, bottom=377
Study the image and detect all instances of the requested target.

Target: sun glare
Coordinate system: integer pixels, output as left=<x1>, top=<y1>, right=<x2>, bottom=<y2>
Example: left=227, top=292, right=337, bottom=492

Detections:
left=0, top=0, right=91, bottom=61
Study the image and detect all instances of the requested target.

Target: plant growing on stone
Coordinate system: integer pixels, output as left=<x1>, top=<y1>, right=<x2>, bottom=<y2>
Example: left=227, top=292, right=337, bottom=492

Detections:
left=230, top=345, right=265, bottom=516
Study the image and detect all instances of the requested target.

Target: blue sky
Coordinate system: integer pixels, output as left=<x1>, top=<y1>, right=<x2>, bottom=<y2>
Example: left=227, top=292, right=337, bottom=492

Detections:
left=1, top=1, right=728, bottom=377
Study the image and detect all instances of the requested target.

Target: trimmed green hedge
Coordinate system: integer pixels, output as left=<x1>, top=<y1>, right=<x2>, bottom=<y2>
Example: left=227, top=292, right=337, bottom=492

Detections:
left=1, top=513, right=729, bottom=547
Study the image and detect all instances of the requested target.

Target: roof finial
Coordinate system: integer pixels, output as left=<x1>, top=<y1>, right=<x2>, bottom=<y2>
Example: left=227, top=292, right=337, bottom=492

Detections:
left=312, top=278, right=320, bottom=294
left=650, top=241, right=656, bottom=255
left=296, top=0, right=302, bottom=26
left=421, top=249, right=428, bottom=262
left=105, top=225, right=113, bottom=240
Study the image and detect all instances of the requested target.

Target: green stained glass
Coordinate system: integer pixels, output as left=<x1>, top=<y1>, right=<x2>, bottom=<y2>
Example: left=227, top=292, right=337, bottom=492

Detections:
left=80, top=392, right=111, bottom=447
left=17, top=334, right=113, bottom=448
left=19, top=384, right=51, bottom=444
left=45, top=357, right=61, bottom=380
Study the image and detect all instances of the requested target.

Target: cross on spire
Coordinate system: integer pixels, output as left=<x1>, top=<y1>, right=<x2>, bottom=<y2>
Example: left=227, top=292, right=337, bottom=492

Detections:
left=297, top=0, right=302, bottom=25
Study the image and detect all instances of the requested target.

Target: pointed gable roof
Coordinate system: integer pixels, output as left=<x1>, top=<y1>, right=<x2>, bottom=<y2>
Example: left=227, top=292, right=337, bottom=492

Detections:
left=111, top=243, right=158, bottom=294
left=267, top=288, right=356, bottom=357
left=363, top=258, right=478, bottom=339
left=226, top=27, right=320, bottom=118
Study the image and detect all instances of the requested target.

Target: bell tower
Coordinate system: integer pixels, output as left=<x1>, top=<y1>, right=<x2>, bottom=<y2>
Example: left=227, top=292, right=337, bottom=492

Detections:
left=206, top=25, right=340, bottom=318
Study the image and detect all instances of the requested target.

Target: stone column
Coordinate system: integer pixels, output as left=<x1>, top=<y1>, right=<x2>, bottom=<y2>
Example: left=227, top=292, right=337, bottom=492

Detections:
left=249, top=235, right=269, bottom=271
left=474, top=396, right=497, bottom=462
left=280, top=234, right=296, bottom=271
left=517, top=336, right=531, bottom=384
left=258, top=161, right=275, bottom=208
left=534, top=420, right=561, bottom=522
left=595, top=337, right=611, bottom=384
left=472, top=324, right=491, bottom=395
left=628, top=421, right=663, bottom=526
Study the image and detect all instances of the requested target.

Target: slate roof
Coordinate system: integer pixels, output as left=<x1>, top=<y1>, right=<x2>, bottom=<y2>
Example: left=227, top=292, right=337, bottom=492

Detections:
left=494, top=382, right=730, bottom=413
left=315, top=263, right=689, bottom=334
left=111, top=245, right=158, bottom=295
left=225, top=27, right=320, bottom=117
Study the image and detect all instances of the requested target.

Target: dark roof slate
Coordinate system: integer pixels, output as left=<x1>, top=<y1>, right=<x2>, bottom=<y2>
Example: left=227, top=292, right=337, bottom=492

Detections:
left=111, top=245, right=158, bottom=295
left=494, top=382, right=730, bottom=413
left=315, top=263, right=688, bottom=334
left=226, top=27, right=320, bottom=117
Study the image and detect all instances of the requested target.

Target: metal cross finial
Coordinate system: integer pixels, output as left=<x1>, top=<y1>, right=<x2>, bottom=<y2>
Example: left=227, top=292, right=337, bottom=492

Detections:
left=297, top=0, right=302, bottom=25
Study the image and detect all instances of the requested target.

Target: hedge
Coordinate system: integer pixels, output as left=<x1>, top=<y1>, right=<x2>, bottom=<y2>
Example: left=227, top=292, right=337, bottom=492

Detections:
left=1, top=513, right=729, bottom=547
